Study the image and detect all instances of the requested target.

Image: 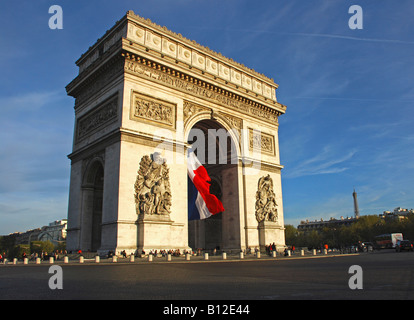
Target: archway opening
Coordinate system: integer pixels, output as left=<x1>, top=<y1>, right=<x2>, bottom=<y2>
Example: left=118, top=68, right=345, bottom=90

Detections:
left=81, top=161, right=104, bottom=252
left=187, top=118, right=240, bottom=252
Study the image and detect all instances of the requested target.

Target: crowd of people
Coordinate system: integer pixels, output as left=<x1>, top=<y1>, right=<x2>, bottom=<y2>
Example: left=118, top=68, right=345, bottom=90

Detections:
left=0, top=245, right=323, bottom=262
left=145, top=249, right=187, bottom=257
left=29, top=250, right=67, bottom=261
left=265, top=242, right=279, bottom=256
left=0, top=250, right=69, bottom=262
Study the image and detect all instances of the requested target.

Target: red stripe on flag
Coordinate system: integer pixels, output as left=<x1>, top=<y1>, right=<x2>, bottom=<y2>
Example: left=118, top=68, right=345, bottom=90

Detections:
left=192, top=166, right=224, bottom=215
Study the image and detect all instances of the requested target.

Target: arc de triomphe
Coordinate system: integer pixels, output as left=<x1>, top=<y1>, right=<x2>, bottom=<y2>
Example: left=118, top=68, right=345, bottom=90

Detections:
left=65, top=11, right=287, bottom=255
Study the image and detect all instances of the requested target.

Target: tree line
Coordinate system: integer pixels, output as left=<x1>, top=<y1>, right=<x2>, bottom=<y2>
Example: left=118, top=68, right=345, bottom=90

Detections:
left=285, top=214, right=414, bottom=249
left=0, top=236, right=66, bottom=260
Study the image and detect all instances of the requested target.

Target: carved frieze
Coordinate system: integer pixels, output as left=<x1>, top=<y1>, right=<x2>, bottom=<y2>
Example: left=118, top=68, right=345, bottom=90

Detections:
left=183, top=100, right=210, bottom=124
left=76, top=95, right=118, bottom=141
left=124, top=58, right=282, bottom=125
left=219, top=112, right=243, bottom=133
left=134, top=153, right=172, bottom=217
left=73, top=58, right=124, bottom=107
left=249, top=128, right=275, bottom=155
left=131, top=91, right=176, bottom=128
left=255, top=175, right=278, bottom=223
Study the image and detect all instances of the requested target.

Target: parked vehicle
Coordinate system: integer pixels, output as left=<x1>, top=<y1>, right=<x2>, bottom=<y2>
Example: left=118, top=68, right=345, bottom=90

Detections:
left=374, top=233, right=403, bottom=249
left=361, top=242, right=374, bottom=252
left=395, top=240, right=413, bottom=252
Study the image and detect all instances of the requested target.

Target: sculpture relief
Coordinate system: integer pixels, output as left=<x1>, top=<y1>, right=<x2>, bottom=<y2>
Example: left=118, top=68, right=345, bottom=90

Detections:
left=255, top=174, right=278, bottom=223
left=135, top=152, right=172, bottom=217
left=77, top=96, right=118, bottom=141
left=131, top=92, right=176, bottom=128
left=249, top=128, right=275, bottom=155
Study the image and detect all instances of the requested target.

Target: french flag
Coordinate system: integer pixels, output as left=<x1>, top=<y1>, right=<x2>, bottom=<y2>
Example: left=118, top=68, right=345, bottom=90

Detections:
left=187, top=148, right=224, bottom=220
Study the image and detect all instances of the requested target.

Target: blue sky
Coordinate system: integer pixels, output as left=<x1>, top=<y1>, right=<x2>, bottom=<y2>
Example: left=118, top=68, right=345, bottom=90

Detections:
left=1, top=0, right=414, bottom=234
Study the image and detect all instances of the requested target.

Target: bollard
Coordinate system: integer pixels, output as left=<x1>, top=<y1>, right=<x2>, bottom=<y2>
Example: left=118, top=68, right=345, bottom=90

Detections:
left=79, top=256, right=84, bottom=263
left=288, top=250, right=291, bottom=257
left=313, top=249, right=317, bottom=256
left=13, top=258, right=17, bottom=265
left=95, top=255, right=100, bottom=263
left=167, top=254, right=171, bottom=262
left=64, top=256, right=69, bottom=263
left=130, top=255, right=134, bottom=262
left=272, top=250, right=277, bottom=258
left=256, top=251, right=261, bottom=259
left=301, top=249, right=304, bottom=256
left=24, top=258, right=28, bottom=265
left=239, top=252, right=244, bottom=259
left=49, top=257, right=54, bottom=264
left=148, top=254, right=153, bottom=262
left=112, top=256, right=117, bottom=263
left=186, top=253, right=190, bottom=261
left=222, top=252, right=227, bottom=260
left=35, top=257, right=41, bottom=264
left=324, top=249, right=328, bottom=255
left=204, top=252, right=209, bottom=260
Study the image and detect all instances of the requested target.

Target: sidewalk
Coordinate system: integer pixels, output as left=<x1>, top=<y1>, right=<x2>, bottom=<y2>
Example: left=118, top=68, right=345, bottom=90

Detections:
left=1, top=250, right=360, bottom=266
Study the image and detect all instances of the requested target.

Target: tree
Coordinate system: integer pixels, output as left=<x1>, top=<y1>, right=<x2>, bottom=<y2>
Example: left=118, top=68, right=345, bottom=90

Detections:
left=9, top=244, right=30, bottom=259
left=30, top=241, right=54, bottom=254
left=284, top=225, right=298, bottom=245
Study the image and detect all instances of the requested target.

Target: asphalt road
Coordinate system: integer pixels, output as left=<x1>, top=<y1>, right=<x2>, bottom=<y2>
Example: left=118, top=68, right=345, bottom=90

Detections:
left=1, top=250, right=413, bottom=301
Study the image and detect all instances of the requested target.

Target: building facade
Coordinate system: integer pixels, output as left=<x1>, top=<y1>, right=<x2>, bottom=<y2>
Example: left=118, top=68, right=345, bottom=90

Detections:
left=297, top=216, right=357, bottom=233
left=380, top=207, right=414, bottom=221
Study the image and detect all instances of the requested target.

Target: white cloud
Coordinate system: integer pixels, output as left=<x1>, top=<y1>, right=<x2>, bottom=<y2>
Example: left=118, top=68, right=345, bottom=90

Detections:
left=0, top=91, right=62, bottom=113
left=285, top=146, right=357, bottom=179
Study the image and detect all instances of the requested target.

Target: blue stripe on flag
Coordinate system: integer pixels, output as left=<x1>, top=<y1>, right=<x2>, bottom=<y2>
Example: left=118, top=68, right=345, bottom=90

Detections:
left=188, top=176, right=201, bottom=220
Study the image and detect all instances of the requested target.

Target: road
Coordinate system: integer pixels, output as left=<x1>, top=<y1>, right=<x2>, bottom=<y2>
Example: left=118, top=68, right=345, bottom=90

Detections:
left=1, top=250, right=413, bottom=301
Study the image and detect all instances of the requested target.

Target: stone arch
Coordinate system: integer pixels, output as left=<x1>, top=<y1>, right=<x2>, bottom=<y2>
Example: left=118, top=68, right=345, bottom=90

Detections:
left=184, top=111, right=241, bottom=160
left=187, top=117, right=241, bottom=251
left=80, top=159, right=104, bottom=252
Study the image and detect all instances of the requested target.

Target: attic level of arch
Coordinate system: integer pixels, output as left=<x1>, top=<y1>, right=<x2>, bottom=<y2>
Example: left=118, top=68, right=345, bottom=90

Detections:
left=122, top=50, right=285, bottom=115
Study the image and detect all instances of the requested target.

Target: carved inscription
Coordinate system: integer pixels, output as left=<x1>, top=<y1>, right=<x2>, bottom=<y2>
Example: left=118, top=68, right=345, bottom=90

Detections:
left=131, top=92, right=176, bottom=128
left=255, top=175, right=278, bottom=223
